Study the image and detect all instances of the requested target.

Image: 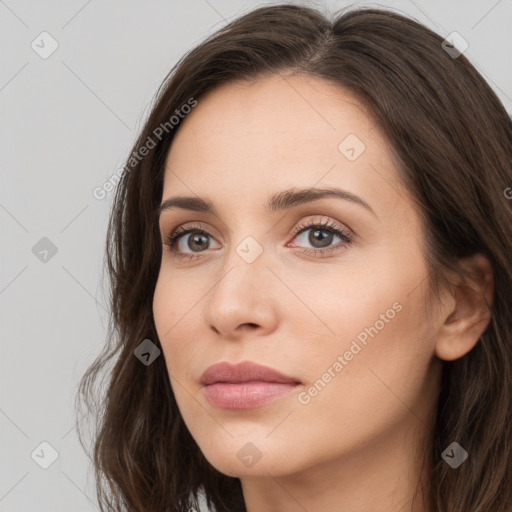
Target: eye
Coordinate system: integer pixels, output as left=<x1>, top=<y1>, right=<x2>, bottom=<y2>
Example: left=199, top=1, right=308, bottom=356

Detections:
left=287, top=219, right=353, bottom=257
left=163, top=223, right=220, bottom=260
left=162, top=217, right=353, bottom=261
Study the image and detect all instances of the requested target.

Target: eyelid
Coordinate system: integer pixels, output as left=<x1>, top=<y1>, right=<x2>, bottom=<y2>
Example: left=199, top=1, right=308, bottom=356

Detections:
left=165, top=220, right=222, bottom=241
left=288, top=215, right=354, bottom=238
left=162, top=215, right=353, bottom=240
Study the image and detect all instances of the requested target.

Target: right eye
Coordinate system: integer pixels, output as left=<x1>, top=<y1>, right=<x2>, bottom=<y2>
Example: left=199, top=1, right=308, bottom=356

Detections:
left=163, top=224, right=221, bottom=259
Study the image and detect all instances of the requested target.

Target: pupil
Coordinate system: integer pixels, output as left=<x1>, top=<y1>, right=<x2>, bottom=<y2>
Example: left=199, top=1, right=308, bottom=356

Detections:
left=310, top=229, right=332, bottom=247
left=189, top=233, right=208, bottom=252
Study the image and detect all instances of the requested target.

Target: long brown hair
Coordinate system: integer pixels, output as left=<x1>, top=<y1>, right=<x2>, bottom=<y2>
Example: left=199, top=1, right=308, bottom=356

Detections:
left=76, top=4, right=512, bottom=511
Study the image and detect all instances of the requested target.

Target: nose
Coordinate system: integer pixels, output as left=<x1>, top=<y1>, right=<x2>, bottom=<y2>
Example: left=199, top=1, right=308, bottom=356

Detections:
left=204, top=244, right=279, bottom=339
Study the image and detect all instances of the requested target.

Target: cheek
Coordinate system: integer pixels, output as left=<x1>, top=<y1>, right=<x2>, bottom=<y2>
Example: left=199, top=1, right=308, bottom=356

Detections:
left=287, top=288, right=433, bottom=467
left=295, top=250, right=432, bottom=393
left=152, top=272, right=193, bottom=371
left=153, top=265, right=197, bottom=337
left=152, top=277, right=203, bottom=426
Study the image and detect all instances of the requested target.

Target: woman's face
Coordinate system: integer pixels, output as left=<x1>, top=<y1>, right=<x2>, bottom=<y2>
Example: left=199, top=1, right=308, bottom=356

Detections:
left=153, top=73, right=442, bottom=480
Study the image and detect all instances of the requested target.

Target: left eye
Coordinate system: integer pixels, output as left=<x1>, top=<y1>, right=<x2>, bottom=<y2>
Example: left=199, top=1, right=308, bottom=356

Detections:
left=288, top=222, right=353, bottom=253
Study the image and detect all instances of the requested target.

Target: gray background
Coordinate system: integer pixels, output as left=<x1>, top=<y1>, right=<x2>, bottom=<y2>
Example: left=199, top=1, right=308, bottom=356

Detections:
left=1, top=0, right=511, bottom=510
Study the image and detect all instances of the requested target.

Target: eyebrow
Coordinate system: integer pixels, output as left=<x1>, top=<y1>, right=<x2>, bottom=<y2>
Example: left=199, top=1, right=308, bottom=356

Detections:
left=157, top=187, right=376, bottom=218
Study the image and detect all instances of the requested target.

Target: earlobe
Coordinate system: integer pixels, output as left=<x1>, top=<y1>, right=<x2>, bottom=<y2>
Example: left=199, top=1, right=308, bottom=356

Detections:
left=434, top=254, right=494, bottom=362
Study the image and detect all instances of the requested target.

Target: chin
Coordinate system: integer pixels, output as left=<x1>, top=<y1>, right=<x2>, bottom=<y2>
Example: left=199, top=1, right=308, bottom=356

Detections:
left=195, top=434, right=304, bottom=478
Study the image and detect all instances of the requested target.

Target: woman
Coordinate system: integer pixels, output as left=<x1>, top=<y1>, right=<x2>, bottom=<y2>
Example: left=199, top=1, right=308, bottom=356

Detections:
left=76, top=4, right=512, bottom=511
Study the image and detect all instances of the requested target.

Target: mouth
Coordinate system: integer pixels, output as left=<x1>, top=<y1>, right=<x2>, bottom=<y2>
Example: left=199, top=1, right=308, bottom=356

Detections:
left=200, top=361, right=302, bottom=410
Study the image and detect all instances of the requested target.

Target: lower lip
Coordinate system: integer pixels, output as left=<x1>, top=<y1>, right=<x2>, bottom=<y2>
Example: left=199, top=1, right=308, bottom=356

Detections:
left=203, top=381, right=300, bottom=409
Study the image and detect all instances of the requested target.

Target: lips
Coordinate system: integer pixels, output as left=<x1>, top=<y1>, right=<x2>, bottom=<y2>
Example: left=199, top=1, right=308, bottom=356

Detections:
left=200, top=361, right=302, bottom=409
left=200, top=360, right=300, bottom=386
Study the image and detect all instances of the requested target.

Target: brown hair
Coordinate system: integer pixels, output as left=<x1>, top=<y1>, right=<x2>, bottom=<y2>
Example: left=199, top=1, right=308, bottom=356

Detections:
left=76, top=4, right=512, bottom=511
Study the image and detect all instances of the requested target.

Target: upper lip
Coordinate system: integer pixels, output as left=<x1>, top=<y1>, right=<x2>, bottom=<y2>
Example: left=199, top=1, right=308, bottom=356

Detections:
left=200, top=361, right=301, bottom=386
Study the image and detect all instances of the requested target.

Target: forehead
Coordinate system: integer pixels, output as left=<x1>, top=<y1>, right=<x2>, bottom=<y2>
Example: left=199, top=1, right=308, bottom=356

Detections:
left=162, top=73, right=408, bottom=217
left=167, top=73, right=380, bottom=159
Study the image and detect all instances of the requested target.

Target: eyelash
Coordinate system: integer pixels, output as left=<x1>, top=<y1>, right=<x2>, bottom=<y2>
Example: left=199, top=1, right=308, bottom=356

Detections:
left=162, top=219, right=353, bottom=261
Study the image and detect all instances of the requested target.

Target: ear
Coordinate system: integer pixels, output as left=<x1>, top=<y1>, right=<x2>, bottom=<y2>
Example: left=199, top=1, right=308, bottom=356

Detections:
left=435, top=253, right=494, bottom=361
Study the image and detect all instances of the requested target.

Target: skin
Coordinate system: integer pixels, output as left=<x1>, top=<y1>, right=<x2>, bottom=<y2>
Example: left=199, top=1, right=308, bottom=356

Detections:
left=152, top=73, right=493, bottom=512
